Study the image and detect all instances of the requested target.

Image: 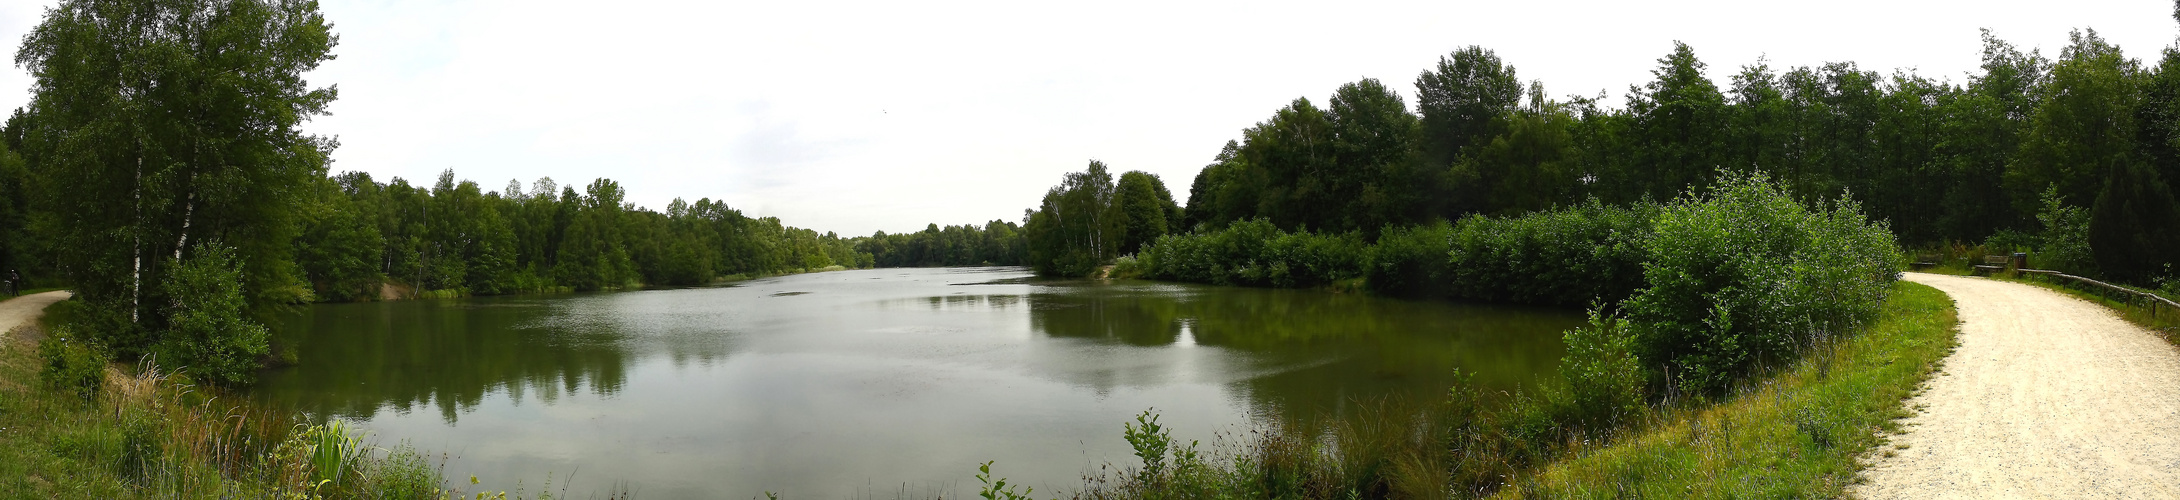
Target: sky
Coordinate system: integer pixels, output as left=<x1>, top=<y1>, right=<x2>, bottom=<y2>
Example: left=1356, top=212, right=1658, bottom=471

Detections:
left=2, top=0, right=2177, bottom=236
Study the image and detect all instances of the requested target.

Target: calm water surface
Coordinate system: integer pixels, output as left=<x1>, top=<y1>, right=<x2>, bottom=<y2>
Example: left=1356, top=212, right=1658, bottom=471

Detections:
left=254, top=267, right=1581, bottom=498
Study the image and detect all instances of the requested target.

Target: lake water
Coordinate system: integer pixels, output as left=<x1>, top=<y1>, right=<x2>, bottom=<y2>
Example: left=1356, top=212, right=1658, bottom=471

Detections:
left=252, top=267, right=1582, bottom=498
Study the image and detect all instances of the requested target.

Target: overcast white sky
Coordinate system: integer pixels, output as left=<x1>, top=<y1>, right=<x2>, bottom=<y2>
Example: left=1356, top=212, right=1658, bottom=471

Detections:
left=2, top=1, right=2177, bottom=236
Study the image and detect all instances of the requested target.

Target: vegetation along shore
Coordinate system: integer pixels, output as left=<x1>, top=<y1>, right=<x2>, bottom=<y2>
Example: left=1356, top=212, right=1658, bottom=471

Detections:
left=2, top=0, right=2180, bottom=497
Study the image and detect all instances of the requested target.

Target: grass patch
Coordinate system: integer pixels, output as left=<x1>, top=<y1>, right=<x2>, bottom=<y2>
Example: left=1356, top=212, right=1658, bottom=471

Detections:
left=1500, top=280, right=1958, bottom=498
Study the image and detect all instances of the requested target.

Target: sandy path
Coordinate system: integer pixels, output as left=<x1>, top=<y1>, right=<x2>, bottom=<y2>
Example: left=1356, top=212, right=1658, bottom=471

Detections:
left=1852, top=273, right=2180, bottom=498
left=0, top=290, right=69, bottom=338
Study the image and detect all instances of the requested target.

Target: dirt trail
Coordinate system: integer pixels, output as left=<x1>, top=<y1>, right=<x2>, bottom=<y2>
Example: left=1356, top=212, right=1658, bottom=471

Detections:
left=1853, top=273, right=2180, bottom=498
left=0, top=290, right=69, bottom=338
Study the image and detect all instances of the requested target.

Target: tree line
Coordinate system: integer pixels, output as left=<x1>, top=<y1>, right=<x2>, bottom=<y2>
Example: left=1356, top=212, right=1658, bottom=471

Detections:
left=293, top=169, right=868, bottom=302
left=0, top=0, right=874, bottom=385
left=1013, top=28, right=2180, bottom=289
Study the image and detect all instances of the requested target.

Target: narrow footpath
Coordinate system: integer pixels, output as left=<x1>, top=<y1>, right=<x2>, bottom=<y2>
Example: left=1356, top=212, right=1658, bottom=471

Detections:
left=0, top=291, right=68, bottom=338
left=1853, top=273, right=2180, bottom=498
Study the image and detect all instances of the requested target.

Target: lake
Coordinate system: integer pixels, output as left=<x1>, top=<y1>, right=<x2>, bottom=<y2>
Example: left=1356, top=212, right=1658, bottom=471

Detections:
left=253, top=267, right=1582, bottom=498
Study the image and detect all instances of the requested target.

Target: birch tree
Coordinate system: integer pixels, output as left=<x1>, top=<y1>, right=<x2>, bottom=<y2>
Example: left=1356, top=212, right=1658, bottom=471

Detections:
left=14, top=0, right=336, bottom=351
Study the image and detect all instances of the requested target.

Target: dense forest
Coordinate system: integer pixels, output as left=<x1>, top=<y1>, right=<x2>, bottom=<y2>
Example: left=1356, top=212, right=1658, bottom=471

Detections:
left=292, top=170, right=868, bottom=301
left=1021, top=29, right=2180, bottom=290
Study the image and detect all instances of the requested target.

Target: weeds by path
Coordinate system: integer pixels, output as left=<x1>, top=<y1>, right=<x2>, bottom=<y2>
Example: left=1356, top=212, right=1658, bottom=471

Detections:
left=1502, top=281, right=1958, bottom=498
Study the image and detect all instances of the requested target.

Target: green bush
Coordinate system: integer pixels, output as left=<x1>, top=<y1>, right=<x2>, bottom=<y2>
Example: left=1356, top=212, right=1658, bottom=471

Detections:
left=2035, top=185, right=2098, bottom=276
left=39, top=329, right=108, bottom=401
left=1621, top=172, right=1899, bottom=396
left=1137, top=219, right=1369, bottom=288
left=1985, top=228, right=2039, bottom=254
left=1364, top=220, right=1455, bottom=298
left=1108, top=254, right=1146, bottom=279
left=1441, top=199, right=1656, bottom=306
left=1556, top=309, right=1645, bottom=430
left=155, top=242, right=272, bottom=387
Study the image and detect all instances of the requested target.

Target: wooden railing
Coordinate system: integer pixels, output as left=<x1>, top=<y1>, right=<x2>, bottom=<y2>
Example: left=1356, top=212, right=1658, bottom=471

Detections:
left=2016, top=268, right=2180, bottom=318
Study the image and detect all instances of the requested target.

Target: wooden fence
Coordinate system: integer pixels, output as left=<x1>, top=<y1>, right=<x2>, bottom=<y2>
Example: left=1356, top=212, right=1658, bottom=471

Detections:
left=2016, top=268, right=2180, bottom=318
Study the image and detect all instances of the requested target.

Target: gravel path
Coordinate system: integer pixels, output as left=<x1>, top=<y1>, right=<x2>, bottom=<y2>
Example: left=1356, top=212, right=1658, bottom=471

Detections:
left=1853, top=273, right=2180, bottom=498
left=0, top=290, right=69, bottom=338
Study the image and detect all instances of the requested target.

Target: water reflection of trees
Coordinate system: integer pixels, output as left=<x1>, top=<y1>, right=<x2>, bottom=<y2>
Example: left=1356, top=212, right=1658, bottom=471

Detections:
left=1027, top=282, right=1584, bottom=422
left=257, top=299, right=702, bottom=424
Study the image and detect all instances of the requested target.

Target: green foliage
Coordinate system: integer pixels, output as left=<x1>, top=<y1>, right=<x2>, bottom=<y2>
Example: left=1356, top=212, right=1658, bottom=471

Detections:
left=1114, top=171, right=1180, bottom=256
left=296, top=176, right=384, bottom=301
left=1514, top=281, right=1958, bottom=497
left=291, top=169, right=868, bottom=299
left=1360, top=220, right=1455, bottom=298
left=1136, top=219, right=1369, bottom=288
left=0, top=140, right=30, bottom=284
left=1985, top=228, right=2040, bottom=253
left=2090, top=160, right=2180, bottom=282
left=155, top=242, right=271, bottom=387
left=1106, top=254, right=1145, bottom=280
left=1439, top=199, right=1657, bottom=305
left=2007, top=29, right=2142, bottom=218
left=285, top=420, right=368, bottom=494
left=1416, top=46, right=1524, bottom=175
left=974, top=461, right=1034, bottom=500
left=2035, top=186, right=2098, bottom=275
left=1025, top=161, right=1129, bottom=276
left=1623, top=42, right=1731, bottom=202
left=38, top=330, right=106, bottom=401
left=860, top=220, right=1025, bottom=267
left=16, top=0, right=338, bottom=323
left=1452, top=92, right=1581, bottom=214
left=1123, top=410, right=1174, bottom=485
left=1180, top=80, right=1427, bottom=236
left=1, top=326, right=486, bottom=498
left=1621, top=172, right=1899, bottom=396
left=1557, top=309, right=1644, bottom=429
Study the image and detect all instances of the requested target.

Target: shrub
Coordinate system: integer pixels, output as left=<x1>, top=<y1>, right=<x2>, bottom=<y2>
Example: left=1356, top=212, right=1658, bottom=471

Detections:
left=1138, top=219, right=1368, bottom=288
left=360, top=444, right=444, bottom=500
left=1556, top=309, right=1644, bottom=430
left=156, top=241, right=272, bottom=387
left=1621, top=172, right=1898, bottom=396
left=1440, top=199, right=1656, bottom=305
left=1108, top=254, right=1146, bottom=279
left=1985, top=228, right=2039, bottom=254
left=39, top=329, right=108, bottom=401
left=2035, top=185, right=2098, bottom=276
left=1364, top=220, right=1455, bottom=298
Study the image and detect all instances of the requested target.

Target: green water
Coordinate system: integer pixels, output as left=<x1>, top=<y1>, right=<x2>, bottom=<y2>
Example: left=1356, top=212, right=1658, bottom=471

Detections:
left=253, top=267, right=1581, bottom=498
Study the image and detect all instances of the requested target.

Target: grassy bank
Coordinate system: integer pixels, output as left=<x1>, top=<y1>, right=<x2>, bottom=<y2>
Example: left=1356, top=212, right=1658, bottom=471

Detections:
left=0, top=317, right=586, bottom=499
left=0, top=322, right=425, bottom=497
left=1503, top=280, right=1957, bottom=497
left=1063, top=280, right=1957, bottom=499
